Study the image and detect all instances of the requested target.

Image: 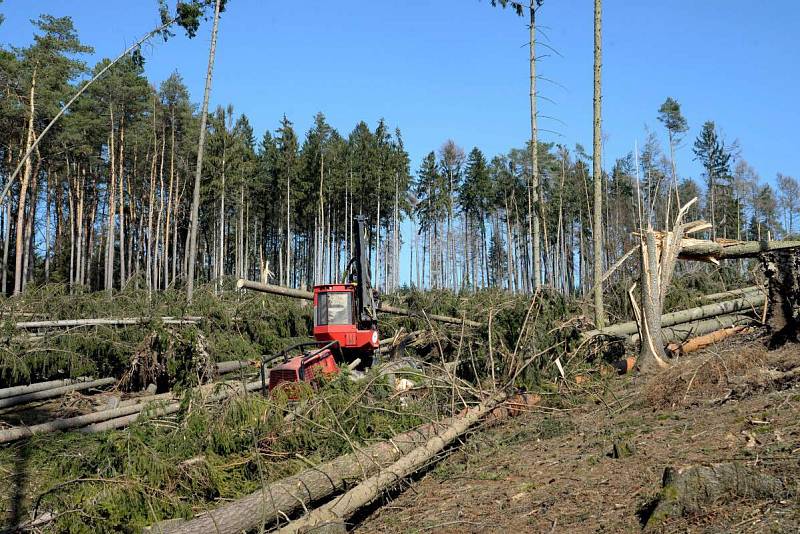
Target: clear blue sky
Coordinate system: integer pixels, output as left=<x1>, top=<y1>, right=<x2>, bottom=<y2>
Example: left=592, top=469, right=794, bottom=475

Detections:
left=3, top=0, right=798, bottom=282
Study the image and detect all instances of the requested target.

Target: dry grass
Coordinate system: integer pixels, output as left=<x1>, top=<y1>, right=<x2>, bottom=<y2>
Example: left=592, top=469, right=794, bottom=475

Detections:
left=644, top=338, right=769, bottom=408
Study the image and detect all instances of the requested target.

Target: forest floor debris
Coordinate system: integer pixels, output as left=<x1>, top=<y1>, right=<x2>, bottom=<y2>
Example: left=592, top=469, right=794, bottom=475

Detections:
left=354, top=338, right=800, bottom=533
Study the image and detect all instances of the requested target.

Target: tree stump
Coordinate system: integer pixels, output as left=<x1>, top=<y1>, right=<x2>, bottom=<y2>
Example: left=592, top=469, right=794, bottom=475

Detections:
left=644, top=462, right=787, bottom=529
left=761, top=249, right=800, bottom=347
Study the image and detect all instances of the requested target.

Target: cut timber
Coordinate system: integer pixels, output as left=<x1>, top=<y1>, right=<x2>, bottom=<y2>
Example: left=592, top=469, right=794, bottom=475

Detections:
left=700, top=285, right=761, bottom=302
left=148, top=393, right=539, bottom=534
left=0, top=377, right=115, bottom=410
left=0, top=377, right=88, bottom=399
left=644, top=462, right=788, bottom=529
left=679, top=239, right=800, bottom=261
left=0, top=380, right=262, bottom=443
left=148, top=419, right=454, bottom=534
left=627, top=313, right=755, bottom=346
left=584, top=294, right=764, bottom=340
left=236, top=279, right=483, bottom=327
left=666, top=325, right=748, bottom=356
left=214, top=360, right=253, bottom=374
left=277, top=391, right=510, bottom=533
left=14, top=316, right=202, bottom=329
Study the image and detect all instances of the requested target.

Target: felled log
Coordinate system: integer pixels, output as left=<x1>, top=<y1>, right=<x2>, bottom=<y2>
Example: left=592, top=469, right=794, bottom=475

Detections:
left=13, top=316, right=202, bottom=329
left=0, top=380, right=262, bottom=443
left=277, top=391, right=511, bottom=533
left=214, top=360, right=253, bottom=374
left=149, top=393, right=539, bottom=534
left=760, top=249, right=800, bottom=346
left=583, top=294, right=764, bottom=340
left=0, top=377, right=116, bottom=410
left=666, top=325, right=748, bottom=356
left=236, top=279, right=483, bottom=327
left=679, top=239, right=800, bottom=261
left=700, top=285, right=761, bottom=302
left=644, top=462, right=788, bottom=529
left=80, top=380, right=263, bottom=434
left=0, top=377, right=89, bottom=399
left=627, top=313, right=755, bottom=346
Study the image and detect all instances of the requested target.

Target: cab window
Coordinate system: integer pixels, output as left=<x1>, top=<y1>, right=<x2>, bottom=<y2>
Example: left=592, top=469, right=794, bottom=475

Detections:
left=316, top=292, right=352, bottom=326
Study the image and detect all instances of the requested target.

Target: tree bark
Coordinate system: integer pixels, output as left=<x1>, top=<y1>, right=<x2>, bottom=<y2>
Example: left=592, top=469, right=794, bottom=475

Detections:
left=679, top=239, right=800, bottom=260
left=187, top=0, right=222, bottom=302
left=0, top=377, right=115, bottom=410
left=583, top=293, right=764, bottom=340
left=592, top=0, right=605, bottom=327
left=529, top=2, right=541, bottom=290
left=152, top=393, right=538, bottom=534
left=14, top=66, right=36, bottom=295
left=277, top=391, right=511, bottom=533
left=645, top=463, right=787, bottom=530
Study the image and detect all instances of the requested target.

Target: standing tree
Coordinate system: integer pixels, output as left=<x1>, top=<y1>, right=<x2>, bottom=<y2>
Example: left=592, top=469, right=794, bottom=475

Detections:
left=657, top=97, right=688, bottom=224
left=777, top=173, right=800, bottom=237
left=693, top=121, right=732, bottom=239
left=592, top=0, right=605, bottom=327
left=490, top=0, right=543, bottom=291
left=186, top=0, right=224, bottom=301
left=12, top=15, right=92, bottom=295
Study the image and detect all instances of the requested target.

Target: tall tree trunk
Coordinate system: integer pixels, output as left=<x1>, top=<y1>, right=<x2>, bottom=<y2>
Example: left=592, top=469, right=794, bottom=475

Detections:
left=187, top=0, right=222, bottom=302
left=105, top=106, right=116, bottom=293
left=22, top=158, right=39, bottom=291
left=592, top=0, right=606, bottom=327
left=118, top=115, right=126, bottom=287
left=3, top=201, right=10, bottom=294
left=14, top=67, right=36, bottom=295
left=218, top=150, right=226, bottom=290
left=44, top=172, right=51, bottom=283
left=529, top=2, right=541, bottom=290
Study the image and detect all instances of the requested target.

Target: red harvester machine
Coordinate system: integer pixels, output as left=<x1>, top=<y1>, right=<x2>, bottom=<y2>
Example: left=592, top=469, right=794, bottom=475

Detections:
left=262, top=215, right=379, bottom=395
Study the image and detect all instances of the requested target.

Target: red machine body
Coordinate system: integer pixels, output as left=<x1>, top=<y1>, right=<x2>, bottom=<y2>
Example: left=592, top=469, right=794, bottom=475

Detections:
left=312, top=284, right=379, bottom=353
left=268, top=347, right=339, bottom=395
left=266, top=216, right=379, bottom=395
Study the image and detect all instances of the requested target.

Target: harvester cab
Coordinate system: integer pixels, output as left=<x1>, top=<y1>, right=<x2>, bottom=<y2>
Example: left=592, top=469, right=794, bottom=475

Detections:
left=263, top=215, right=379, bottom=395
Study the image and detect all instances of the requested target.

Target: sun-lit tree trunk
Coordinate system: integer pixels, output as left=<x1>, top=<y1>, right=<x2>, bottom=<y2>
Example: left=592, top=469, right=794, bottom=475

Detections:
left=118, top=115, right=126, bottom=287
left=154, top=130, right=166, bottom=292
left=22, top=156, right=40, bottom=292
left=218, top=147, right=226, bottom=291
left=44, top=171, right=51, bottom=283
left=105, top=106, right=116, bottom=293
left=14, top=66, right=36, bottom=295
left=529, top=2, right=541, bottom=291
left=187, top=0, right=222, bottom=301
left=592, top=0, right=606, bottom=327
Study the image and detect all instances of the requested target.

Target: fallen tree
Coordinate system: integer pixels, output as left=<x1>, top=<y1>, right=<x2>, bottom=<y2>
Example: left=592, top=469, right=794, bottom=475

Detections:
left=13, top=316, right=202, bottom=329
left=0, top=377, right=88, bottom=399
left=679, top=239, right=800, bottom=262
left=148, top=393, right=540, bottom=534
left=276, top=390, right=512, bottom=533
left=0, top=377, right=116, bottom=410
left=627, top=313, right=755, bottom=346
left=583, top=294, right=764, bottom=341
left=236, top=279, right=483, bottom=328
left=700, top=285, right=761, bottom=302
left=666, top=325, right=748, bottom=356
left=0, top=380, right=262, bottom=443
